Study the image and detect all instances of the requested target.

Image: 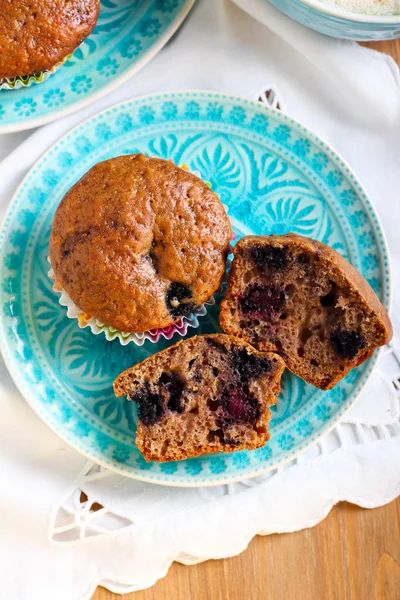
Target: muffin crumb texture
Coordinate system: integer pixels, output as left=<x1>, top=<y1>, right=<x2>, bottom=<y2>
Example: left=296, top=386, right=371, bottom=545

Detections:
left=220, top=234, right=392, bottom=389
left=114, top=334, right=285, bottom=462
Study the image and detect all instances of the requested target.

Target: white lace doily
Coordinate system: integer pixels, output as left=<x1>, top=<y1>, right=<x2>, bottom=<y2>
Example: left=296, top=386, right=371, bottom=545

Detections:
left=49, top=343, right=399, bottom=568
left=1, top=0, right=399, bottom=596
left=41, top=88, right=399, bottom=593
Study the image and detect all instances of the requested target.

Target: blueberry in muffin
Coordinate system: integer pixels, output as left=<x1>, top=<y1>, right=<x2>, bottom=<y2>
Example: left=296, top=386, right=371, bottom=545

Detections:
left=50, top=155, right=232, bottom=333
left=220, top=234, right=392, bottom=389
left=114, top=334, right=284, bottom=462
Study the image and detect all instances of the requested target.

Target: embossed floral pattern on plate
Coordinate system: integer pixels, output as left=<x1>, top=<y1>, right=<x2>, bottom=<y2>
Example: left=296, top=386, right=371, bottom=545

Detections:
left=0, top=91, right=390, bottom=486
left=0, top=0, right=195, bottom=132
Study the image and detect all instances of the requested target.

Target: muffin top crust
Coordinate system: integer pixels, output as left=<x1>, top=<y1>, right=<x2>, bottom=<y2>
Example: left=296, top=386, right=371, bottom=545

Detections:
left=0, top=0, right=100, bottom=79
left=50, top=154, right=232, bottom=333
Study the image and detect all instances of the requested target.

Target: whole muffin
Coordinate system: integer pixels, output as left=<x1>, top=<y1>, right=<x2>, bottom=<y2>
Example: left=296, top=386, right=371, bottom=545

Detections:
left=50, top=155, right=232, bottom=333
left=0, top=0, right=100, bottom=79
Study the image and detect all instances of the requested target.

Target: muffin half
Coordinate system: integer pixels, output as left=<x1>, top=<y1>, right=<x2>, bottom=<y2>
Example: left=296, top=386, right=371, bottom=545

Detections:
left=220, top=234, right=392, bottom=389
left=114, top=334, right=285, bottom=462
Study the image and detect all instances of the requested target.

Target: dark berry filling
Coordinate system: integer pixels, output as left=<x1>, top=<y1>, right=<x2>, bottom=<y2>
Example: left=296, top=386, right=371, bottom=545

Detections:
left=193, top=371, right=202, bottom=383
left=166, top=282, right=194, bottom=318
left=132, top=386, right=164, bottom=426
left=206, top=337, right=228, bottom=353
left=224, top=439, right=241, bottom=446
left=239, top=283, right=285, bottom=320
left=230, top=348, right=271, bottom=382
left=250, top=245, right=288, bottom=270
left=207, top=429, right=225, bottom=443
left=159, top=372, right=170, bottom=384
left=159, top=371, right=185, bottom=413
left=320, top=291, right=335, bottom=307
left=331, top=329, right=366, bottom=359
left=298, top=253, right=310, bottom=265
left=320, top=281, right=339, bottom=308
left=219, top=385, right=260, bottom=427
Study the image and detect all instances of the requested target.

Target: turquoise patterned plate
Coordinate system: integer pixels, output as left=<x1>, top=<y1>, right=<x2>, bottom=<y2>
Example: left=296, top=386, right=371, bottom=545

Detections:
left=0, top=0, right=195, bottom=133
left=0, top=91, right=390, bottom=486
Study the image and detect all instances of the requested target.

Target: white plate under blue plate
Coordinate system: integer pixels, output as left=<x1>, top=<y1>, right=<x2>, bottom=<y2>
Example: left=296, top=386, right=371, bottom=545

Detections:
left=0, top=91, right=390, bottom=486
left=0, top=0, right=195, bottom=133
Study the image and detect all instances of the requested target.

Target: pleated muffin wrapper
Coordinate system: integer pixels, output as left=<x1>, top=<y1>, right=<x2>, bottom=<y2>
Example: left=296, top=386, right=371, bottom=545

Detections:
left=0, top=54, right=71, bottom=91
left=48, top=266, right=215, bottom=347
left=47, top=164, right=232, bottom=346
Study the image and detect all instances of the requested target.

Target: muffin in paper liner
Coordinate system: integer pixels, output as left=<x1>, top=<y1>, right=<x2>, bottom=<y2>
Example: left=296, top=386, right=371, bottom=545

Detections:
left=48, top=264, right=215, bottom=347
left=48, top=162, right=231, bottom=346
left=0, top=54, right=71, bottom=91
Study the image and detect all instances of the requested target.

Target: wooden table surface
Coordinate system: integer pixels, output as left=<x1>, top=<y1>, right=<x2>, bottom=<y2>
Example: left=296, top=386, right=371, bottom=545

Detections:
left=92, top=39, right=400, bottom=600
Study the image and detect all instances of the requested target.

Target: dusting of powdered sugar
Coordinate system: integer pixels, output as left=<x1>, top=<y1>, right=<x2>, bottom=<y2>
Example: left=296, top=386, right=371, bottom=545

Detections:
left=317, top=0, right=399, bottom=15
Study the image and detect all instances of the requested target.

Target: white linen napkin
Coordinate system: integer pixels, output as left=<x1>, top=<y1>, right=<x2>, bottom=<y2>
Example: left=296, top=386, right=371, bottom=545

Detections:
left=0, top=1, right=399, bottom=598
left=232, top=0, right=400, bottom=126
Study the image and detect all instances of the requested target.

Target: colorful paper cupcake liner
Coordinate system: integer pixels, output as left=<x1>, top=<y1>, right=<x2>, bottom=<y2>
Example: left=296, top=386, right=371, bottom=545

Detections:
left=47, top=162, right=231, bottom=346
left=47, top=266, right=214, bottom=347
left=0, top=54, right=71, bottom=91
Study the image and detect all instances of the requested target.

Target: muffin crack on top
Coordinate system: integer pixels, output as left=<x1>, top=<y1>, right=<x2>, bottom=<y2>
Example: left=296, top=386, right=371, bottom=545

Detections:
left=0, top=0, right=100, bottom=79
left=50, top=154, right=232, bottom=333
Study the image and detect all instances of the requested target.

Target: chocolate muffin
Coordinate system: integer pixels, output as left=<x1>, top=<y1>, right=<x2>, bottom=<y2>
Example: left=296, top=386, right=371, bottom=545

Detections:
left=0, top=0, right=100, bottom=80
left=50, top=155, right=232, bottom=333
left=114, top=334, right=285, bottom=462
left=220, top=234, right=392, bottom=390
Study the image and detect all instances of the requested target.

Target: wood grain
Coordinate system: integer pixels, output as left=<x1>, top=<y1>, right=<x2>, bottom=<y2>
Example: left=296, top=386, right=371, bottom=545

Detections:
left=92, top=38, right=400, bottom=600
left=92, top=499, right=400, bottom=600
left=360, top=40, right=400, bottom=66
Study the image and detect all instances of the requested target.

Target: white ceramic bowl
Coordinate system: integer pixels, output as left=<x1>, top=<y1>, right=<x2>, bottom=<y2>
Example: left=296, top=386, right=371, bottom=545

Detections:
left=268, top=0, right=400, bottom=40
